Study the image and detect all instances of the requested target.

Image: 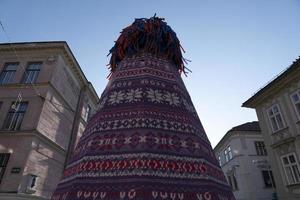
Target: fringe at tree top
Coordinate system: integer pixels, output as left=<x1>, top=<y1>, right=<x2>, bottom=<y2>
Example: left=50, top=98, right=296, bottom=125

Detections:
left=107, top=15, right=190, bottom=75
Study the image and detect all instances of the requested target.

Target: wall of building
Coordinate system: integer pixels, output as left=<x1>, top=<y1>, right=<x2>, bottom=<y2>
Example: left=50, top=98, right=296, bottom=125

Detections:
left=19, top=138, right=66, bottom=199
left=255, top=80, right=300, bottom=199
left=0, top=43, right=99, bottom=200
left=215, top=131, right=274, bottom=200
left=37, top=87, right=75, bottom=150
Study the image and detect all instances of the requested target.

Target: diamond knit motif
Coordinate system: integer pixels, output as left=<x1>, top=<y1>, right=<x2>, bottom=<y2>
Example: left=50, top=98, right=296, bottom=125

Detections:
left=51, top=16, right=235, bottom=200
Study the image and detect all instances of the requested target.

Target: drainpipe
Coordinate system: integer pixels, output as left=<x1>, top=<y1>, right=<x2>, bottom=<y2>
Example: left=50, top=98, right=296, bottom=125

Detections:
left=64, top=85, right=86, bottom=169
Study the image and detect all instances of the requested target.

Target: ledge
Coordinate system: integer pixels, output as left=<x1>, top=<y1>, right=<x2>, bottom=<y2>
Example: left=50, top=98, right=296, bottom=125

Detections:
left=0, top=192, right=49, bottom=200
left=271, top=126, right=289, bottom=135
left=0, top=82, right=49, bottom=89
left=271, top=136, right=295, bottom=148
left=287, top=183, right=300, bottom=194
left=220, top=154, right=243, bottom=168
left=0, top=129, right=67, bottom=155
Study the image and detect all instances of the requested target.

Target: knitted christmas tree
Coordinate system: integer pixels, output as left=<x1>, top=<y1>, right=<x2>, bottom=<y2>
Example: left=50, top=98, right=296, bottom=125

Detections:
left=51, top=16, right=235, bottom=200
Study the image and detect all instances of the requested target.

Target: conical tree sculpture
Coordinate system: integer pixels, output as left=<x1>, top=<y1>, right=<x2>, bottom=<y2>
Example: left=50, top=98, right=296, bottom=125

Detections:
left=52, top=16, right=235, bottom=200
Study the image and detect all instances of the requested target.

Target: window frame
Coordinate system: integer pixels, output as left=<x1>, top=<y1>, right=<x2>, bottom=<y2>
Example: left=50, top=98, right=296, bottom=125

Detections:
left=0, top=153, right=10, bottom=184
left=21, top=62, right=42, bottom=84
left=218, top=155, right=222, bottom=166
left=281, top=153, right=300, bottom=185
left=224, top=146, right=233, bottom=162
left=267, top=104, right=286, bottom=133
left=261, top=170, right=276, bottom=188
left=290, top=90, right=300, bottom=120
left=0, top=62, right=19, bottom=85
left=28, top=174, right=37, bottom=189
left=3, top=102, right=28, bottom=131
left=254, top=141, right=267, bottom=156
left=227, top=173, right=238, bottom=191
left=83, top=104, right=92, bottom=122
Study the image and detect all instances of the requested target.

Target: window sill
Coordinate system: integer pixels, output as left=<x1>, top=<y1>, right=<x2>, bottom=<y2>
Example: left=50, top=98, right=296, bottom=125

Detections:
left=220, top=155, right=242, bottom=167
left=248, top=154, right=268, bottom=157
left=0, top=129, right=36, bottom=134
left=25, top=188, right=36, bottom=194
left=286, top=182, right=300, bottom=187
left=271, top=126, right=289, bottom=135
left=286, top=182, right=300, bottom=194
left=263, top=186, right=274, bottom=189
left=0, top=82, right=48, bottom=88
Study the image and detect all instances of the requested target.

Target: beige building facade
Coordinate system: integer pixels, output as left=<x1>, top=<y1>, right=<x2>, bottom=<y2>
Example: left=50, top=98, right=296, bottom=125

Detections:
left=214, top=122, right=276, bottom=200
left=0, top=42, right=99, bottom=200
left=243, top=58, right=300, bottom=199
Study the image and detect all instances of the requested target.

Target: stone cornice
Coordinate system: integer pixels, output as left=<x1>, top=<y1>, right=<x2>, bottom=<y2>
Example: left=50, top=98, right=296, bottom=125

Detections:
left=0, top=129, right=66, bottom=155
left=0, top=82, right=49, bottom=89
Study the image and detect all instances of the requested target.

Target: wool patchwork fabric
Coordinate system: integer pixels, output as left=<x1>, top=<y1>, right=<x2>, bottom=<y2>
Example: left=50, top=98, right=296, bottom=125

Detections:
left=51, top=17, right=235, bottom=200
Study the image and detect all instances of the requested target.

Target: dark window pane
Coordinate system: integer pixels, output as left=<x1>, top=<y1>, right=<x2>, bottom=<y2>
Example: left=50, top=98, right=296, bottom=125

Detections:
left=0, top=153, right=10, bottom=184
left=276, top=114, right=284, bottom=129
left=295, top=103, right=300, bottom=116
left=271, top=117, right=279, bottom=131
left=292, top=165, right=300, bottom=183
left=22, top=62, right=42, bottom=84
left=292, top=94, right=299, bottom=102
left=283, top=157, right=289, bottom=165
left=262, top=170, right=274, bottom=188
left=286, top=167, right=295, bottom=184
left=289, top=155, right=296, bottom=163
left=273, top=105, right=279, bottom=113
left=233, top=175, right=238, bottom=190
left=255, top=141, right=267, bottom=156
left=0, top=63, right=18, bottom=85
left=227, top=175, right=233, bottom=188
left=3, top=102, right=28, bottom=130
left=30, top=175, right=37, bottom=188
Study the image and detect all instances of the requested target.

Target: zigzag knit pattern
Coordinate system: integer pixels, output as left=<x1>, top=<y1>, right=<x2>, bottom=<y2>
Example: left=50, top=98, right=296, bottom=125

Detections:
left=52, top=16, right=235, bottom=200
left=51, top=53, right=235, bottom=200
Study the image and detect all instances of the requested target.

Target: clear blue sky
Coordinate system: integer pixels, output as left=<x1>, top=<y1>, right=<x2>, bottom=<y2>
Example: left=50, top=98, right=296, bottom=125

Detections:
left=1, top=1, right=300, bottom=147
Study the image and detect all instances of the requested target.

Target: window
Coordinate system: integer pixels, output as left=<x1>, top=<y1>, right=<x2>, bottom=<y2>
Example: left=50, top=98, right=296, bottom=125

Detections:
left=26, top=174, right=38, bottom=193
left=22, top=62, right=42, bottom=84
left=3, top=102, right=28, bottom=130
left=28, top=174, right=37, bottom=189
left=218, top=156, right=222, bottom=166
left=0, top=153, right=10, bottom=184
left=262, top=170, right=276, bottom=188
left=267, top=104, right=285, bottom=132
left=0, top=62, right=18, bottom=85
left=227, top=174, right=238, bottom=191
left=83, top=105, right=91, bottom=121
left=224, top=146, right=233, bottom=162
left=255, top=141, right=267, bottom=156
left=291, top=90, right=300, bottom=120
left=281, top=153, right=300, bottom=185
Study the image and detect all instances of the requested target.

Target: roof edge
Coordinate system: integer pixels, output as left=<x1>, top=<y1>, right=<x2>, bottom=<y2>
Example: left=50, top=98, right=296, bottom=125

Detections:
left=242, top=57, right=300, bottom=108
left=214, top=121, right=260, bottom=151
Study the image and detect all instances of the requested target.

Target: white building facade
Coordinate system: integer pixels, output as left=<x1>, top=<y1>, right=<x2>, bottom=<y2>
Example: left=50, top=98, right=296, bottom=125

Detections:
left=214, top=122, right=276, bottom=200
left=243, top=58, right=300, bottom=200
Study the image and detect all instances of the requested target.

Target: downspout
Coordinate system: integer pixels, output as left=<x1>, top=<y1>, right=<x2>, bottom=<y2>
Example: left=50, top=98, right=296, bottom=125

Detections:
left=64, top=85, right=86, bottom=169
